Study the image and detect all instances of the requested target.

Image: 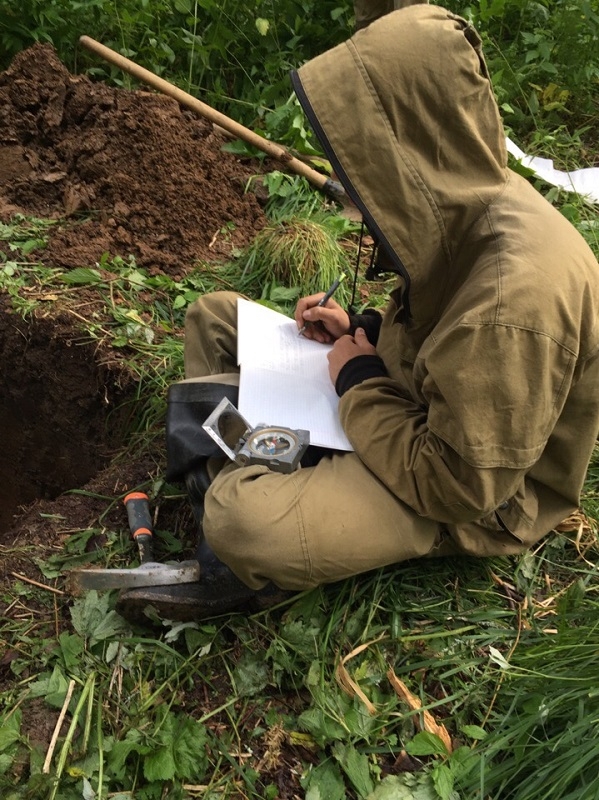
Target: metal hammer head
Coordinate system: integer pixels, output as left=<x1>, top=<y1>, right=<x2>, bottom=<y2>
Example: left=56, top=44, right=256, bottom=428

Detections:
left=69, top=560, right=200, bottom=591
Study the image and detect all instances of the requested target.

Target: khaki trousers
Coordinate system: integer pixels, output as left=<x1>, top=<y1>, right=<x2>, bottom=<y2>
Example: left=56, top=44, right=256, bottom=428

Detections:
left=184, top=292, right=450, bottom=591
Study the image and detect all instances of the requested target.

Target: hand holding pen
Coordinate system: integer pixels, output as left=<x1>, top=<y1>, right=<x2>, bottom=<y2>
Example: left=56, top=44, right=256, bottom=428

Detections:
left=296, top=274, right=349, bottom=342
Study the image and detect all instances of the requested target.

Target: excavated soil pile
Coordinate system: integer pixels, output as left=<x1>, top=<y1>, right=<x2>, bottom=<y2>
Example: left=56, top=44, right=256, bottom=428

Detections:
left=0, top=44, right=269, bottom=557
left=0, top=42, right=267, bottom=273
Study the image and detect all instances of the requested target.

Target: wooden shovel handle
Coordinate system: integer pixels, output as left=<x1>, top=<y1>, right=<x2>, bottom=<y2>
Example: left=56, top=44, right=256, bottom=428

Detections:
left=79, top=36, right=345, bottom=198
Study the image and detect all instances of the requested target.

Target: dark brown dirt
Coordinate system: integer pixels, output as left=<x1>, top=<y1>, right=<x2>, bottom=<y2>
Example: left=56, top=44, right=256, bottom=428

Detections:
left=0, top=44, right=269, bottom=578
left=0, top=42, right=267, bottom=274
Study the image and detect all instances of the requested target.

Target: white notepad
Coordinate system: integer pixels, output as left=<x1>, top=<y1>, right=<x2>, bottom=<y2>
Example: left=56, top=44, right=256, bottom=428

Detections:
left=236, top=298, right=353, bottom=451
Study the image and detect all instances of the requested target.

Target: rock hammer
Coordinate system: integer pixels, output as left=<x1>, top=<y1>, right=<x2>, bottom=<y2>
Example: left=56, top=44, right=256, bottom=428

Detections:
left=69, top=492, right=200, bottom=591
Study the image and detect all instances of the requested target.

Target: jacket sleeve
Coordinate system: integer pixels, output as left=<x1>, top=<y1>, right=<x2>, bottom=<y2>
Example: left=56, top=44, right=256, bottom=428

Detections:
left=337, top=323, right=576, bottom=522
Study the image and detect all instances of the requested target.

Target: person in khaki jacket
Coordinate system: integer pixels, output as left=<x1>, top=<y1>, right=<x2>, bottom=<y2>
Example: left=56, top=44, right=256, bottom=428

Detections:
left=119, top=3, right=599, bottom=621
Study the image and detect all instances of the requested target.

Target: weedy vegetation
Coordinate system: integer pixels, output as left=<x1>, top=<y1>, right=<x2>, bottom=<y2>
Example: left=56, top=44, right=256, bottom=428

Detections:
left=1, top=1, right=599, bottom=798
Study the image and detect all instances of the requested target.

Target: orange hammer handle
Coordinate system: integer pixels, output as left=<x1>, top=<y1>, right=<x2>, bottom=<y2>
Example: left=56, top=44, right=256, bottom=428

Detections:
left=124, top=492, right=153, bottom=564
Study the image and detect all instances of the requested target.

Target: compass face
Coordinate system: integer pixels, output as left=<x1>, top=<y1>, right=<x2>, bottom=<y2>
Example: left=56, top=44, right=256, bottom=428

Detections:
left=248, top=428, right=297, bottom=457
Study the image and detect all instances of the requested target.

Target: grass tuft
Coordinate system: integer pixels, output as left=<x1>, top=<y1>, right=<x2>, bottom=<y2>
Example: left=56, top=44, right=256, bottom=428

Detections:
left=230, top=212, right=355, bottom=307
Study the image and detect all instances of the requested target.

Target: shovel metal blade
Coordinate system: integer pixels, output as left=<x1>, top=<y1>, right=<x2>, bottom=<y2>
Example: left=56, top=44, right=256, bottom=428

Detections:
left=70, top=560, right=200, bottom=591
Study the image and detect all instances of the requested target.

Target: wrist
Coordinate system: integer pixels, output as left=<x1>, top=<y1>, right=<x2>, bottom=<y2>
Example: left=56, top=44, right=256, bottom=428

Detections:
left=335, top=354, right=388, bottom=396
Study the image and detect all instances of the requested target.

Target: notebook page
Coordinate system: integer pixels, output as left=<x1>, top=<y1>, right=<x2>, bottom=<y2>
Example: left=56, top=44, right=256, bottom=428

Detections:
left=236, top=298, right=353, bottom=451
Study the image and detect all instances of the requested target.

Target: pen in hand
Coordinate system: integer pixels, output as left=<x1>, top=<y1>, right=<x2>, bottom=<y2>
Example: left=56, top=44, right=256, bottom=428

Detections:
left=298, top=273, right=347, bottom=337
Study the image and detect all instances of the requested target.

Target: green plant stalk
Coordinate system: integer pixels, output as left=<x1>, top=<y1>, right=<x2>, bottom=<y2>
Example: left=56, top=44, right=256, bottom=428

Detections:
left=82, top=672, right=95, bottom=755
left=49, top=671, right=96, bottom=800
left=96, top=689, right=104, bottom=800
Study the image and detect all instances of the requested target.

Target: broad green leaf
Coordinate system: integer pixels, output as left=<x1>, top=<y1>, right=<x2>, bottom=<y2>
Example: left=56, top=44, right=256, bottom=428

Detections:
left=28, top=664, right=70, bottom=709
left=461, top=724, right=487, bottom=740
left=123, top=269, right=148, bottom=287
left=269, top=284, right=301, bottom=303
left=82, top=777, right=95, bottom=800
left=163, top=620, right=199, bottom=643
left=70, top=591, right=112, bottom=638
left=445, top=746, right=479, bottom=781
left=59, top=268, right=103, bottom=285
left=305, top=660, right=320, bottom=687
left=343, top=701, right=380, bottom=738
left=0, top=752, right=16, bottom=776
left=517, top=550, right=536, bottom=580
left=302, top=761, right=346, bottom=800
left=20, top=238, right=45, bottom=254
left=144, top=747, right=176, bottom=782
left=0, top=710, right=20, bottom=751
left=109, top=731, right=149, bottom=779
left=431, top=763, right=455, bottom=800
left=143, top=711, right=208, bottom=782
left=89, top=610, right=130, bottom=642
left=58, top=632, right=84, bottom=671
left=184, top=628, right=212, bottom=656
left=367, top=774, right=438, bottom=800
left=170, top=716, right=208, bottom=780
left=332, top=742, right=374, bottom=798
left=105, top=640, right=121, bottom=663
left=233, top=652, right=270, bottom=696
left=298, top=706, right=348, bottom=747
left=405, top=731, right=449, bottom=758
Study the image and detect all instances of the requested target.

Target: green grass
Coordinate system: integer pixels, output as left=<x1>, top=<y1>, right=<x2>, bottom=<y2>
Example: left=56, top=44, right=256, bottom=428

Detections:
left=2, top=520, right=598, bottom=798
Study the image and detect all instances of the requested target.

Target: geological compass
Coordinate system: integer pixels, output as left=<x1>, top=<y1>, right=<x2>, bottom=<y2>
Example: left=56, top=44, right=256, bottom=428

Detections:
left=202, top=398, right=309, bottom=473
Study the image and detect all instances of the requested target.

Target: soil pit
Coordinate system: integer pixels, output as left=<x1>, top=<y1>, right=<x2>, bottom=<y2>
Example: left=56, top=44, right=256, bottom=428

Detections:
left=0, top=43, right=268, bottom=563
left=0, top=297, right=134, bottom=534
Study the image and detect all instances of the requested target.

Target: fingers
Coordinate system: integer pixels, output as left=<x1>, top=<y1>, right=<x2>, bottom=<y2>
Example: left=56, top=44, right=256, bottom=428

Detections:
left=326, top=329, right=378, bottom=384
left=294, top=293, right=329, bottom=327
left=296, top=296, right=350, bottom=341
left=353, top=327, right=376, bottom=354
left=302, top=319, right=334, bottom=344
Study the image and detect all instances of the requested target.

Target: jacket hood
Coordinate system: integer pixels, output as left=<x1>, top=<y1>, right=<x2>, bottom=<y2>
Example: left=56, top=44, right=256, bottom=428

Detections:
left=291, top=4, right=508, bottom=325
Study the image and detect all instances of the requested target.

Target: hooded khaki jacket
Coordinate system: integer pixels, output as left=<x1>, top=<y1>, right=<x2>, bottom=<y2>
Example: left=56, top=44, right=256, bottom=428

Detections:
left=291, top=5, right=599, bottom=554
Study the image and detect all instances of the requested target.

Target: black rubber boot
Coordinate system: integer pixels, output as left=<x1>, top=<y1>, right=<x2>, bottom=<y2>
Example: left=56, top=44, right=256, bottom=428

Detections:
left=115, top=546, right=293, bottom=624
left=184, top=461, right=212, bottom=528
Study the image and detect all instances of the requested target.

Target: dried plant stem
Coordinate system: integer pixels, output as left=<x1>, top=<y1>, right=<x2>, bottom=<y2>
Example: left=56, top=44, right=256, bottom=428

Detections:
left=43, top=679, right=76, bottom=774
left=10, top=572, right=64, bottom=595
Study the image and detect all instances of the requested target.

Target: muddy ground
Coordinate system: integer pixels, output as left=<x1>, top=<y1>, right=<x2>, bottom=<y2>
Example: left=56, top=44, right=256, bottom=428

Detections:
left=0, top=42, right=270, bottom=553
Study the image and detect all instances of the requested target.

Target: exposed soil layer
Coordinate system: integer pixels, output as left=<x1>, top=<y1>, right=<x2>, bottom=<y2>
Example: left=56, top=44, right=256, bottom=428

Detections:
left=0, top=295, right=134, bottom=533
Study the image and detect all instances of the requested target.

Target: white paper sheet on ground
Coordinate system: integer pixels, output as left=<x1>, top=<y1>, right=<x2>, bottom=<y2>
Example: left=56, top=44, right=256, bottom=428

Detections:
left=236, top=298, right=353, bottom=451
left=507, top=137, right=599, bottom=204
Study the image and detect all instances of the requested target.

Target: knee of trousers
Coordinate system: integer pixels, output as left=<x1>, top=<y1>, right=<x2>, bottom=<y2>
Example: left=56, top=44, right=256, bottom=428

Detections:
left=184, top=291, right=241, bottom=378
left=201, top=466, right=306, bottom=585
left=185, top=290, right=239, bottom=316
left=184, top=290, right=239, bottom=340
